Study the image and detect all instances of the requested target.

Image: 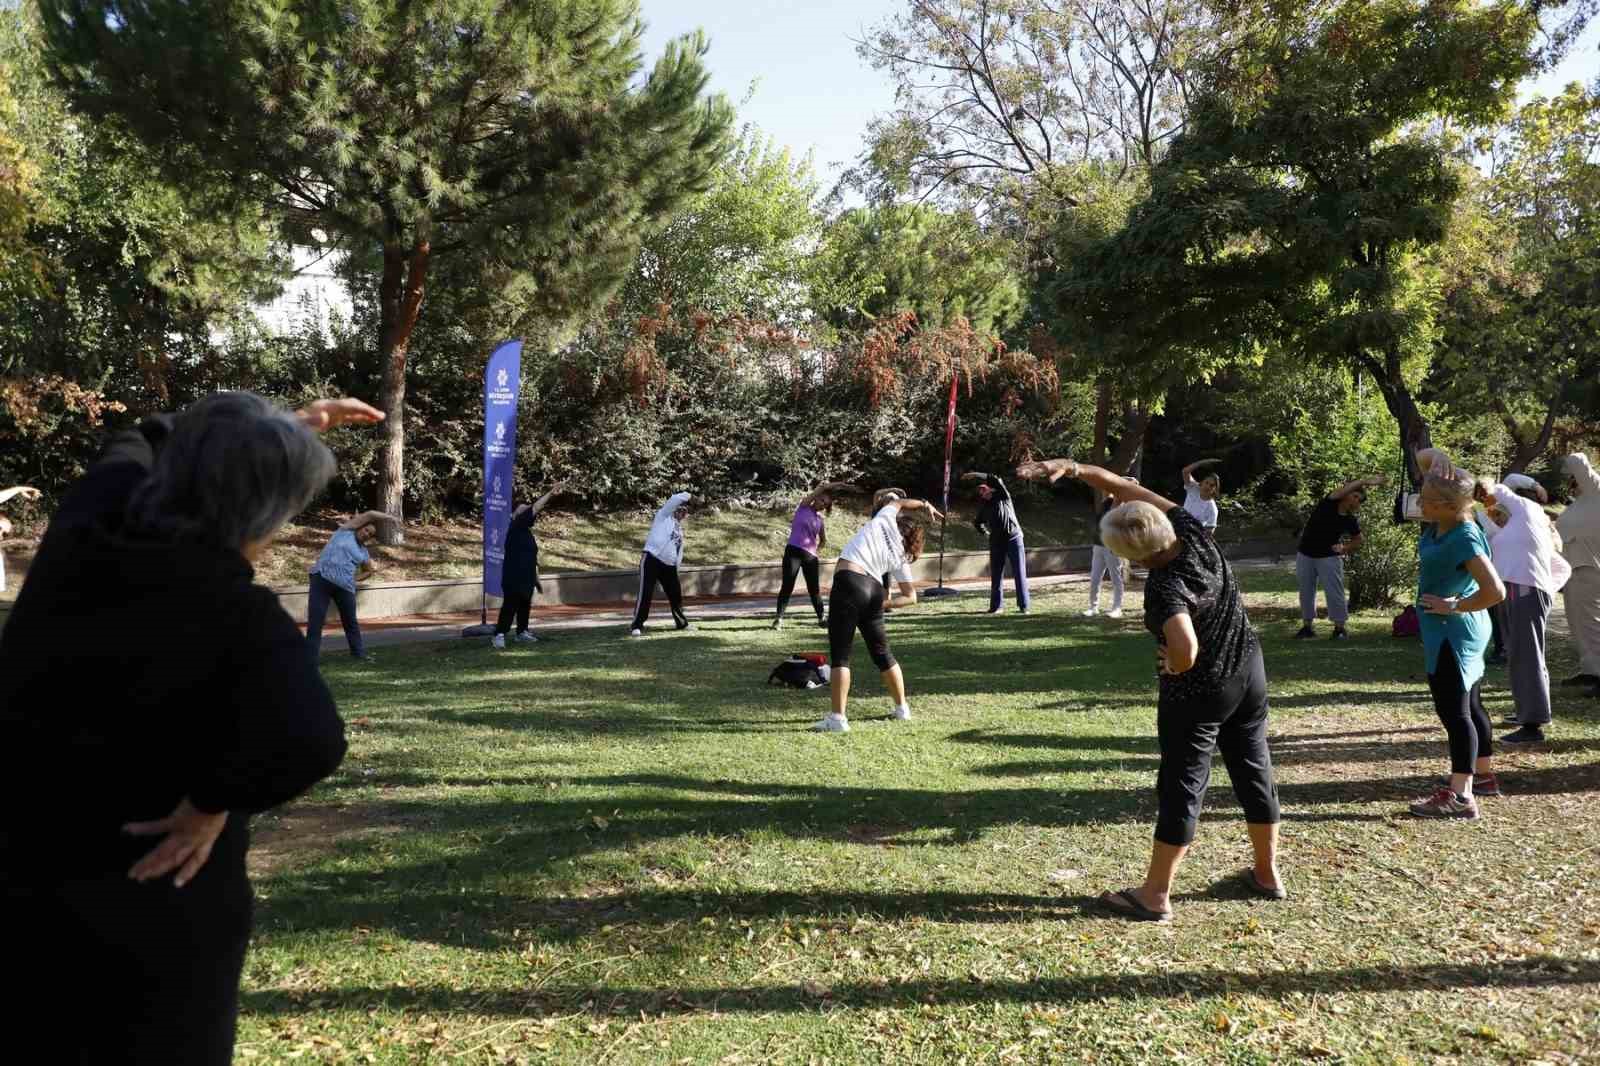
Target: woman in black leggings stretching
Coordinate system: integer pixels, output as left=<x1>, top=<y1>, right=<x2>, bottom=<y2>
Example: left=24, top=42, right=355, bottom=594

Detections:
left=811, top=493, right=941, bottom=733
left=1018, top=458, right=1283, bottom=921
left=773, top=481, right=857, bottom=629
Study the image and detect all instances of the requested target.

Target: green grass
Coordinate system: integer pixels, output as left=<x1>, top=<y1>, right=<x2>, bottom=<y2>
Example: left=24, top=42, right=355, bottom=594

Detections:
left=239, top=570, right=1600, bottom=1064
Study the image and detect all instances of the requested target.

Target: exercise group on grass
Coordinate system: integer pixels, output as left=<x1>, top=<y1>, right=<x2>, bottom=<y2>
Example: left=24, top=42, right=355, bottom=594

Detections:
left=1, top=391, right=1596, bottom=1063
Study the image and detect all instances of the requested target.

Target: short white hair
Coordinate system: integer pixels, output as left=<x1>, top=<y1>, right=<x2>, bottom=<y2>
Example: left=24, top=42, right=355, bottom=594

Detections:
left=1100, top=501, right=1177, bottom=561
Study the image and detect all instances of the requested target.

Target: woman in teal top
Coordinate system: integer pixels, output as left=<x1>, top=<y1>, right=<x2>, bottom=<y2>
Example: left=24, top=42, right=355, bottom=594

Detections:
left=1409, top=450, right=1507, bottom=821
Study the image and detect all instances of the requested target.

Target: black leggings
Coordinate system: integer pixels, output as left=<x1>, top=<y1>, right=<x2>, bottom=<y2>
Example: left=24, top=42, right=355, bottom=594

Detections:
left=1154, top=645, right=1280, bottom=846
left=631, top=552, right=687, bottom=631
left=1428, top=641, right=1494, bottom=774
left=776, top=545, right=824, bottom=621
left=495, top=591, right=532, bottom=635
left=827, top=569, right=896, bottom=671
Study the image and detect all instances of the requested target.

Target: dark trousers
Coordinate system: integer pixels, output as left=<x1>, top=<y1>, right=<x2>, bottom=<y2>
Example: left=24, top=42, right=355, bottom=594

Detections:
left=1489, top=602, right=1505, bottom=657
left=495, top=591, right=533, bottom=635
left=306, top=572, right=364, bottom=658
left=827, top=569, right=895, bottom=671
left=1154, top=646, right=1280, bottom=846
left=988, top=537, right=1030, bottom=611
left=631, top=551, right=687, bottom=631
left=776, top=545, right=824, bottom=621
left=13, top=869, right=252, bottom=1065
left=1428, top=641, right=1494, bottom=774
left=1504, top=583, right=1553, bottom=726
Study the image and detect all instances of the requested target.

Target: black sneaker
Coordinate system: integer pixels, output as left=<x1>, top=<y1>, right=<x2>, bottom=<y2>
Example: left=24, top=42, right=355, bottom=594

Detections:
left=1330, top=628, right=1349, bottom=641
left=817, top=616, right=828, bottom=628
left=1500, top=725, right=1546, bottom=746
left=771, top=617, right=783, bottom=630
left=1294, top=625, right=1315, bottom=640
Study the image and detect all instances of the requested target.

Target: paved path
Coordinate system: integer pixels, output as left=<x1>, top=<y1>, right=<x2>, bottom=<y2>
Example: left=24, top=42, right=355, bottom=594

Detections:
left=307, top=558, right=1294, bottom=656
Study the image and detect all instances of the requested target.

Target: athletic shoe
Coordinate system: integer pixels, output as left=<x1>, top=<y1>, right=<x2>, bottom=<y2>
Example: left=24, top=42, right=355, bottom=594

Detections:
left=515, top=631, right=538, bottom=643
left=1294, top=625, right=1315, bottom=640
left=1018, top=607, right=1030, bottom=615
left=676, top=621, right=692, bottom=631
left=1559, top=673, right=1600, bottom=687
left=1409, top=787, right=1479, bottom=820
left=817, top=616, right=828, bottom=628
left=891, top=705, right=912, bottom=721
left=1500, top=725, right=1546, bottom=746
left=1330, top=628, right=1349, bottom=641
left=987, top=607, right=1003, bottom=614
left=811, top=714, right=850, bottom=733
left=1437, top=772, right=1502, bottom=797
left=1082, top=606, right=1100, bottom=617
left=627, top=628, right=643, bottom=638
left=491, top=634, right=505, bottom=650
left=1106, top=608, right=1123, bottom=619
left=771, top=617, right=783, bottom=630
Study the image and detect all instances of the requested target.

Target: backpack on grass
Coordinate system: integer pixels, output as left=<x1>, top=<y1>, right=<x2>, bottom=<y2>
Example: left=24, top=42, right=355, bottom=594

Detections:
left=767, top=654, right=830, bottom=690
left=1392, top=605, right=1421, bottom=639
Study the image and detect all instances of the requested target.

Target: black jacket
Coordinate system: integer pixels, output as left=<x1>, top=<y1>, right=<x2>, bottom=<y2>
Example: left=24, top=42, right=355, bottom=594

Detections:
left=501, top=505, right=542, bottom=598
left=973, top=474, right=1023, bottom=545
left=0, top=417, right=347, bottom=879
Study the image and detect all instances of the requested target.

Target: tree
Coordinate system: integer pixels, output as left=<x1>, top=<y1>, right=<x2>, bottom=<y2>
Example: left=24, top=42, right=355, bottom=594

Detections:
left=815, top=203, right=1025, bottom=336
left=1053, top=0, right=1542, bottom=487
left=40, top=0, right=732, bottom=541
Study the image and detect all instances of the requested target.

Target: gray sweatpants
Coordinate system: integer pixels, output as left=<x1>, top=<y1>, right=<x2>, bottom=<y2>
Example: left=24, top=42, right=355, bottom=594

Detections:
left=1088, top=546, right=1123, bottom=610
left=1296, top=553, right=1348, bottom=626
left=1502, top=582, right=1552, bottom=725
left=1563, top=565, right=1600, bottom=678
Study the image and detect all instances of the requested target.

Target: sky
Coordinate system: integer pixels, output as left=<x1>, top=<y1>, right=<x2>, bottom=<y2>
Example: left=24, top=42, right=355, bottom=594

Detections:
left=639, top=0, right=1600, bottom=184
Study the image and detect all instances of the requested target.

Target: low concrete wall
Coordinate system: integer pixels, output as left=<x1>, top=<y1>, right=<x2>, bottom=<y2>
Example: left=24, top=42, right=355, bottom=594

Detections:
left=263, top=536, right=1295, bottom=625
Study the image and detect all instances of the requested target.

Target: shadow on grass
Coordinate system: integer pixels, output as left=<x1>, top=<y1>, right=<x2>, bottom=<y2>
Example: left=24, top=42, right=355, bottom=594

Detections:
left=242, top=954, right=1600, bottom=1017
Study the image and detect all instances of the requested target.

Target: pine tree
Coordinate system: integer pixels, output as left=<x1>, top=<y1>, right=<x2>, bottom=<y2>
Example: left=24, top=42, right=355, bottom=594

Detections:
left=39, top=0, right=733, bottom=539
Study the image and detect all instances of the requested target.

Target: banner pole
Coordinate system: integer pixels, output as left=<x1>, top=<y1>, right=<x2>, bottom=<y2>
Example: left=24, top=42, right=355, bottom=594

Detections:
left=923, top=372, right=961, bottom=600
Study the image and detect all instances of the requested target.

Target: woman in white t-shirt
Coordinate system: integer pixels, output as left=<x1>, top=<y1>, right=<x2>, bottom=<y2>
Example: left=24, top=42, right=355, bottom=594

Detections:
left=1181, top=459, right=1221, bottom=533
left=0, top=485, right=41, bottom=592
left=812, top=492, right=942, bottom=733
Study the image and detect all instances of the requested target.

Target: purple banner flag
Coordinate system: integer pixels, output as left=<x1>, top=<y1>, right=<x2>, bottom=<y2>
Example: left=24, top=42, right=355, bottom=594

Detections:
left=481, top=339, right=522, bottom=596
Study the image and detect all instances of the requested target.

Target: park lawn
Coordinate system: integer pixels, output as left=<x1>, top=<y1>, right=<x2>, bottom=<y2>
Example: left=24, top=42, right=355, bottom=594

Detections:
left=238, top=569, right=1600, bottom=1065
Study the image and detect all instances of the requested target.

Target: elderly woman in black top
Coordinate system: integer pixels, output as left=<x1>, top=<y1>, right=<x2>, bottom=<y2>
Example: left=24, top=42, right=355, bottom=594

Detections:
left=492, top=481, right=564, bottom=649
left=1019, top=458, right=1283, bottom=922
left=0, top=392, right=378, bottom=1064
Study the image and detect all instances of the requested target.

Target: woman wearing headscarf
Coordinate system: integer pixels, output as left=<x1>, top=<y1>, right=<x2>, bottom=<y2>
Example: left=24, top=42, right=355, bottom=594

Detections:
left=1017, top=457, right=1282, bottom=922
left=1556, top=452, right=1600, bottom=697
left=0, top=393, right=378, bottom=1064
left=492, top=481, right=564, bottom=649
left=1406, top=449, right=1507, bottom=819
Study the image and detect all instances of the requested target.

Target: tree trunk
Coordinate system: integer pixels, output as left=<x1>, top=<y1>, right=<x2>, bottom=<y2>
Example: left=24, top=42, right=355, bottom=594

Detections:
left=375, top=238, right=432, bottom=546
left=1497, top=391, right=1561, bottom=476
left=1091, top=378, right=1112, bottom=466
left=1361, top=345, right=1432, bottom=487
left=1107, top=401, right=1154, bottom=479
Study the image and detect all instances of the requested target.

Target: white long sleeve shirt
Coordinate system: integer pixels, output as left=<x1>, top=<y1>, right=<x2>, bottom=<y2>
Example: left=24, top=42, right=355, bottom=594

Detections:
left=1486, top=483, right=1560, bottom=594
left=643, top=492, right=691, bottom=567
left=1559, top=454, right=1600, bottom=573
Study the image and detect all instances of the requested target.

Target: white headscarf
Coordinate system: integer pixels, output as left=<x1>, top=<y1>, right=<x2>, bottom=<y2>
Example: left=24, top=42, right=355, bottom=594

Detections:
left=1558, top=453, right=1600, bottom=571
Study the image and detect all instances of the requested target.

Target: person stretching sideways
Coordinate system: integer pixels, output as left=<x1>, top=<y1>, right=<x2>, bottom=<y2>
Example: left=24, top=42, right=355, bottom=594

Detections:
left=964, top=470, right=1030, bottom=613
left=1406, top=448, right=1507, bottom=819
left=1018, top=458, right=1282, bottom=921
left=0, top=484, right=41, bottom=593
left=629, top=490, right=697, bottom=637
left=1556, top=453, right=1600, bottom=697
left=1294, top=475, right=1384, bottom=640
left=492, top=482, right=564, bottom=649
left=812, top=492, right=942, bottom=733
left=307, top=511, right=390, bottom=662
left=1181, top=459, right=1222, bottom=533
left=1085, top=478, right=1137, bottom=618
left=773, top=481, right=859, bottom=629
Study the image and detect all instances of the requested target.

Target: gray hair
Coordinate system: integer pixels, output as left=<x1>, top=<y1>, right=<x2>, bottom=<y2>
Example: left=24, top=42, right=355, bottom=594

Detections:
left=1423, top=469, right=1476, bottom=517
left=1101, top=500, right=1178, bottom=562
left=127, top=392, right=335, bottom=550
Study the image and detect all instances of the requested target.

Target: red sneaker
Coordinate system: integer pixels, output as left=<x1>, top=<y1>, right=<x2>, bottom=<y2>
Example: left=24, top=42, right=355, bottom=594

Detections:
left=1410, top=787, right=1479, bottom=820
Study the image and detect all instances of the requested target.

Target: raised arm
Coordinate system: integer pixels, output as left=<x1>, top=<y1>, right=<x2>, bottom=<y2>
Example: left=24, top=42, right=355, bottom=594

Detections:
left=962, top=471, right=1011, bottom=499
left=529, top=481, right=566, bottom=517
left=1329, top=475, right=1385, bottom=501
left=800, top=481, right=859, bottom=511
left=338, top=510, right=391, bottom=531
left=0, top=486, right=41, bottom=506
left=1181, top=459, right=1220, bottom=485
left=655, top=491, right=693, bottom=520
left=895, top=498, right=945, bottom=523
left=1016, top=460, right=1178, bottom=513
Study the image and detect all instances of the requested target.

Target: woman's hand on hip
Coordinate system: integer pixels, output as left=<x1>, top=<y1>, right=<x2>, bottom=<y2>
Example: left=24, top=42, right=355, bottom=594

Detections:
left=1420, top=594, right=1458, bottom=617
left=124, top=798, right=228, bottom=888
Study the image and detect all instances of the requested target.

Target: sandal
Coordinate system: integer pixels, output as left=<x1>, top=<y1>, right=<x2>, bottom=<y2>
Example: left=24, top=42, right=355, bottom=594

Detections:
left=1099, top=888, right=1172, bottom=923
left=1239, top=868, right=1287, bottom=900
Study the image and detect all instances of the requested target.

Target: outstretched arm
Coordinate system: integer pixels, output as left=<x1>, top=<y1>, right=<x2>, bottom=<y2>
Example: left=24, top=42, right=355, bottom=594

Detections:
left=1181, top=459, right=1219, bottom=486
left=1016, top=460, right=1178, bottom=513
left=0, top=486, right=41, bottom=506
left=895, top=498, right=944, bottom=523
left=1329, top=475, right=1385, bottom=500
left=338, top=510, right=392, bottom=531
left=800, top=481, right=859, bottom=511
left=529, top=481, right=566, bottom=517
left=962, top=471, right=1011, bottom=499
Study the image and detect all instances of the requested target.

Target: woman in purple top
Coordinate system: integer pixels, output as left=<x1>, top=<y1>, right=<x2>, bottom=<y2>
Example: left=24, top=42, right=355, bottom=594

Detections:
left=773, top=482, right=859, bottom=629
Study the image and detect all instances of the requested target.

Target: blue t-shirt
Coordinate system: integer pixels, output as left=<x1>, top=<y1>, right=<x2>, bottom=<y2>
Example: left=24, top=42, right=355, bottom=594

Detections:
left=310, top=529, right=370, bottom=593
left=1417, top=520, right=1492, bottom=687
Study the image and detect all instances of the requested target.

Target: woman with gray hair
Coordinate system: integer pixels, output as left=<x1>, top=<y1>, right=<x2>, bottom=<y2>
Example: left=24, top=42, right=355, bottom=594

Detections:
left=1017, top=458, right=1282, bottom=922
left=1557, top=452, right=1600, bottom=696
left=0, top=392, right=380, bottom=1065
left=1406, top=449, right=1507, bottom=819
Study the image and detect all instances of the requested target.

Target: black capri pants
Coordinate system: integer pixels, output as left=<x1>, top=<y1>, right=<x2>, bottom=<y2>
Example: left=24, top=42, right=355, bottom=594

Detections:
left=776, top=544, right=824, bottom=621
left=1154, top=644, right=1280, bottom=846
left=1427, top=641, right=1494, bottom=774
left=827, top=569, right=896, bottom=671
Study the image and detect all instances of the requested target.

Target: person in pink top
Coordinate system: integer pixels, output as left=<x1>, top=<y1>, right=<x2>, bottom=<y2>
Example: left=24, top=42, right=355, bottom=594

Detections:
left=773, top=482, right=859, bottom=629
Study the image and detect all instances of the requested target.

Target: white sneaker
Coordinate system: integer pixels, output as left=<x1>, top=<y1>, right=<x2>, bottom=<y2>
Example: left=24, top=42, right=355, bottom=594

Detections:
left=515, top=631, right=538, bottom=643
left=627, top=628, right=643, bottom=638
left=892, top=705, right=912, bottom=721
left=1107, top=608, right=1124, bottom=619
left=811, top=714, right=850, bottom=733
left=490, top=634, right=505, bottom=649
left=1082, top=606, right=1099, bottom=617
